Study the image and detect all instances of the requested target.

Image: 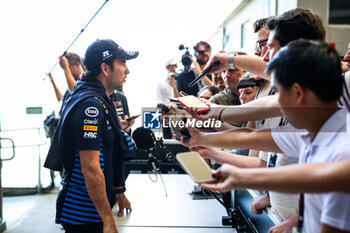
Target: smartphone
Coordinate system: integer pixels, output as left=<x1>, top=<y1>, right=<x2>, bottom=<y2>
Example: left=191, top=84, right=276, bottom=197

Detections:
left=126, top=114, right=141, bottom=121
left=168, top=97, right=184, bottom=110
left=168, top=97, right=179, bottom=103
left=176, top=152, right=215, bottom=183
left=177, top=96, right=210, bottom=114
left=179, top=91, right=188, bottom=97
left=157, top=103, right=171, bottom=113
left=170, top=115, right=191, bottom=140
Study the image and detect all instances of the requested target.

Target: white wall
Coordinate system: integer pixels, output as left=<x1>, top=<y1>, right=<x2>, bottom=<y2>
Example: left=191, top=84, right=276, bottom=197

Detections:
left=209, top=0, right=350, bottom=56
left=210, top=0, right=299, bottom=55
left=298, top=0, right=350, bottom=55
left=277, top=0, right=297, bottom=15
left=221, top=0, right=279, bottom=55
left=207, top=28, right=225, bottom=54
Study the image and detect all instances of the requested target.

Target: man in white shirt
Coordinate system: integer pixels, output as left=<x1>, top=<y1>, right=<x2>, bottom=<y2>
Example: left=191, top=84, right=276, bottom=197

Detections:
left=183, top=40, right=350, bottom=233
left=156, top=58, right=180, bottom=104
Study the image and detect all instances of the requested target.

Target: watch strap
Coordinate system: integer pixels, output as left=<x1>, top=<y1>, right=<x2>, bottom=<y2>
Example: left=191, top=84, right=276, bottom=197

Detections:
left=229, top=53, right=236, bottom=70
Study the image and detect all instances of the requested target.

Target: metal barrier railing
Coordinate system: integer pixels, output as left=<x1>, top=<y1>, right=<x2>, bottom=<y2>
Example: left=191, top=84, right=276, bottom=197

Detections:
left=0, top=138, right=15, bottom=161
left=0, top=136, right=16, bottom=233
left=0, top=127, right=50, bottom=194
left=0, top=127, right=48, bottom=148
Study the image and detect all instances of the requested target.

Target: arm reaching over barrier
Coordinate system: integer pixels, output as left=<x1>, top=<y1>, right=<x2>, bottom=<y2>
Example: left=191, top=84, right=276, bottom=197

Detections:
left=180, top=126, right=281, bottom=154
left=199, top=160, right=350, bottom=194
left=184, top=95, right=281, bottom=123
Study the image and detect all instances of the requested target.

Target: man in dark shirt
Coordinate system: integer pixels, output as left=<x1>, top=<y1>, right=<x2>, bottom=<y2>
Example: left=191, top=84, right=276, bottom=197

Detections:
left=175, top=69, right=201, bottom=96
left=176, top=41, right=213, bottom=96
left=45, top=39, right=138, bottom=233
left=110, top=91, right=130, bottom=119
left=110, top=91, right=134, bottom=135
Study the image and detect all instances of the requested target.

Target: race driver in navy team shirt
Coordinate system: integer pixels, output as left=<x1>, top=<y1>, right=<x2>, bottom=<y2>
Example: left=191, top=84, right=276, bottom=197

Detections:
left=45, top=39, right=138, bottom=233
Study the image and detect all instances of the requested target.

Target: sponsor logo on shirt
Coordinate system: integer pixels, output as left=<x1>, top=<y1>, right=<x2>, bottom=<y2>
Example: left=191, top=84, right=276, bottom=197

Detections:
left=85, top=107, right=99, bottom=117
left=116, top=107, right=124, bottom=115
left=84, top=125, right=98, bottom=131
left=84, top=132, right=97, bottom=139
left=84, top=119, right=99, bottom=125
left=113, top=101, right=123, bottom=107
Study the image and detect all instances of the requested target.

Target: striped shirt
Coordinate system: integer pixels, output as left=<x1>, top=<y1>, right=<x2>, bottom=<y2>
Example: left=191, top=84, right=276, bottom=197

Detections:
left=58, top=146, right=104, bottom=224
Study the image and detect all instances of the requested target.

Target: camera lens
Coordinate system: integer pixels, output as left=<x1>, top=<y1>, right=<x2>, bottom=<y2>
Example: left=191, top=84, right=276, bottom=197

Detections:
left=182, top=55, right=192, bottom=67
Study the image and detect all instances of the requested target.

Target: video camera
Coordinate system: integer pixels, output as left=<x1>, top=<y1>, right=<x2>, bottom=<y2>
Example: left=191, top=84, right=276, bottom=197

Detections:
left=178, top=44, right=192, bottom=68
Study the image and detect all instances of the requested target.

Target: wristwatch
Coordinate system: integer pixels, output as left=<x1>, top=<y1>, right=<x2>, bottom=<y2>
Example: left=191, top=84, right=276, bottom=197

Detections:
left=228, top=53, right=237, bottom=70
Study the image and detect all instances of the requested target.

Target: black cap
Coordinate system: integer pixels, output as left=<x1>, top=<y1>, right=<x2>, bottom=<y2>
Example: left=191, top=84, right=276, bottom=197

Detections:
left=237, top=78, right=265, bottom=90
left=83, top=39, right=139, bottom=70
left=193, top=41, right=211, bottom=52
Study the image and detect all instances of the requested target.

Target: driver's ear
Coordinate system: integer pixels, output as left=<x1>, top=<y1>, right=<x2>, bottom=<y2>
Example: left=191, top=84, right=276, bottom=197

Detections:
left=101, top=63, right=109, bottom=76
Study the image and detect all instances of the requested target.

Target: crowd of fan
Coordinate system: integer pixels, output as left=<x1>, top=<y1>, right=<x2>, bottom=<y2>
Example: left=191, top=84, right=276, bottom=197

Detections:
left=157, top=8, right=350, bottom=233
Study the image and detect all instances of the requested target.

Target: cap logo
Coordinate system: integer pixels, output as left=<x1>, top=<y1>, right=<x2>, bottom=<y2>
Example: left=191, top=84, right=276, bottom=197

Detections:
left=126, top=51, right=136, bottom=56
left=197, top=44, right=208, bottom=52
left=102, top=50, right=112, bottom=60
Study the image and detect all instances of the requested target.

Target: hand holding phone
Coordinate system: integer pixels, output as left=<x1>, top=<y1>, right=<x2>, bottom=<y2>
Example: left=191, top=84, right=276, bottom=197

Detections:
left=157, top=103, right=171, bottom=113
left=126, top=114, right=141, bottom=121
left=168, top=97, right=184, bottom=110
left=177, top=96, right=210, bottom=114
left=179, top=128, right=191, bottom=138
left=176, top=152, right=215, bottom=183
left=170, top=115, right=191, bottom=140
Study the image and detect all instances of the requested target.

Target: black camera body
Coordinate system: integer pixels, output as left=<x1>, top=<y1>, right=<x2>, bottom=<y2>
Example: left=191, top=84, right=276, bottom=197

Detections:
left=179, top=44, right=192, bottom=68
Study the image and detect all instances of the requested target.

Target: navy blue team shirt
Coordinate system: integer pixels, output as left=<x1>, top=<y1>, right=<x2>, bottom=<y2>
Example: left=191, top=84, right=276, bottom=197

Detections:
left=56, top=97, right=115, bottom=225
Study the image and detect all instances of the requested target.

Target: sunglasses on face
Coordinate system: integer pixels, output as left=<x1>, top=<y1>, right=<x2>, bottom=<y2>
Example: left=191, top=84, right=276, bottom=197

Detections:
left=255, top=39, right=268, bottom=53
left=197, top=50, right=209, bottom=55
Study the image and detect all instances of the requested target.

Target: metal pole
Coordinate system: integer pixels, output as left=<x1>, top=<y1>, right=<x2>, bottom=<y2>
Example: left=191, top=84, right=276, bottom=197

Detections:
left=0, top=114, right=7, bottom=232
left=44, top=0, right=110, bottom=80
left=37, top=128, right=42, bottom=194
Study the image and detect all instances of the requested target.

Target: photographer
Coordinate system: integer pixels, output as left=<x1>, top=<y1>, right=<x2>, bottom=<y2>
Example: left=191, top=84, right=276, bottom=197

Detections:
left=156, top=58, right=180, bottom=104
left=176, top=41, right=212, bottom=96
left=192, top=41, right=212, bottom=86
